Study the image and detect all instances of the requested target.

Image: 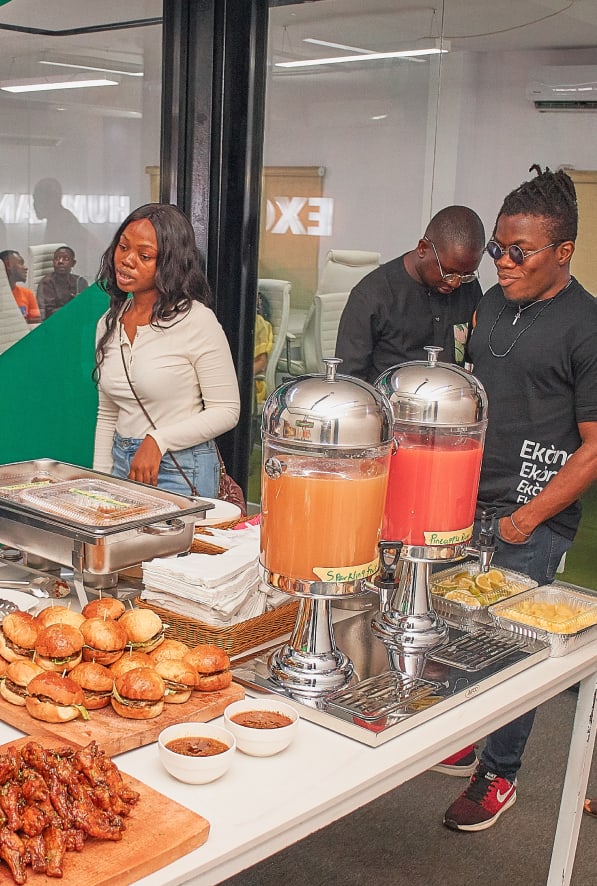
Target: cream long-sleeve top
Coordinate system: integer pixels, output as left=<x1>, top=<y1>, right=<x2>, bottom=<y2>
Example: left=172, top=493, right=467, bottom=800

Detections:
left=93, top=301, right=240, bottom=474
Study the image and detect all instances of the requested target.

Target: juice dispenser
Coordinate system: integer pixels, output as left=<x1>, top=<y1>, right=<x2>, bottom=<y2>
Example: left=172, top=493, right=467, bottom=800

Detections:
left=260, top=358, right=394, bottom=696
left=372, top=347, right=489, bottom=652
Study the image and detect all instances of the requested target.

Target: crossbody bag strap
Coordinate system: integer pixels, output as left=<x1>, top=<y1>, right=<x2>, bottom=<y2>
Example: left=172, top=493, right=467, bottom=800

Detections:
left=119, top=343, right=198, bottom=496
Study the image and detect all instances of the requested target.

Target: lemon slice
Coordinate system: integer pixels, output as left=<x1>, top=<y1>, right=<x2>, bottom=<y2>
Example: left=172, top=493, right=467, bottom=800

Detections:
left=474, top=573, right=497, bottom=592
left=485, top=568, right=505, bottom=584
left=445, top=590, right=482, bottom=607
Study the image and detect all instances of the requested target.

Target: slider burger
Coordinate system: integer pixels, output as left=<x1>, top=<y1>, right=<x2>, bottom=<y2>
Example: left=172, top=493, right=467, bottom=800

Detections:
left=111, top=667, right=165, bottom=720
left=35, top=605, right=85, bottom=630
left=119, top=609, right=165, bottom=654
left=183, top=644, right=232, bottom=692
left=69, top=662, right=114, bottom=711
left=0, top=611, right=39, bottom=662
left=155, top=658, right=196, bottom=704
left=0, top=659, right=44, bottom=706
left=25, top=671, right=89, bottom=723
left=148, top=638, right=190, bottom=665
left=80, top=617, right=128, bottom=666
left=34, top=623, right=84, bottom=672
left=82, top=597, right=126, bottom=620
left=109, top=651, right=154, bottom=678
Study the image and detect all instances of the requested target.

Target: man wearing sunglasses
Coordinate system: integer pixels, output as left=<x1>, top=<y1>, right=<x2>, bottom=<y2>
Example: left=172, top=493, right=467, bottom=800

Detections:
left=443, top=166, right=597, bottom=833
left=335, top=205, right=485, bottom=383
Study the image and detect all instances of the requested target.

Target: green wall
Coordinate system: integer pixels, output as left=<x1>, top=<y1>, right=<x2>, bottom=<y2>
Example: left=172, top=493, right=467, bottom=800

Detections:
left=0, top=284, right=108, bottom=467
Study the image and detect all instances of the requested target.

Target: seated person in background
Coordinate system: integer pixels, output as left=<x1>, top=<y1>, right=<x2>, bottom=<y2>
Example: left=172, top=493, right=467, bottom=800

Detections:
left=254, top=290, right=273, bottom=405
left=0, top=250, right=40, bottom=324
left=37, top=246, right=88, bottom=320
left=335, top=206, right=485, bottom=382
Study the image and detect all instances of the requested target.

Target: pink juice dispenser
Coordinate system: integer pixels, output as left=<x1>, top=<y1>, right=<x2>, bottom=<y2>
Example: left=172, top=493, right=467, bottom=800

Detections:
left=372, top=347, right=489, bottom=653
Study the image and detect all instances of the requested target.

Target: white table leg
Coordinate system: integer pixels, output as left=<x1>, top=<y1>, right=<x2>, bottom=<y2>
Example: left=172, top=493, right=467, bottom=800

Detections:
left=547, top=669, right=597, bottom=886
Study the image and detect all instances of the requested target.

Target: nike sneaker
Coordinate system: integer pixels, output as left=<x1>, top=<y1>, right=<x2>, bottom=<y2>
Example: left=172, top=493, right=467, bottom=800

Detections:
left=443, top=763, right=517, bottom=831
left=431, top=744, right=477, bottom=777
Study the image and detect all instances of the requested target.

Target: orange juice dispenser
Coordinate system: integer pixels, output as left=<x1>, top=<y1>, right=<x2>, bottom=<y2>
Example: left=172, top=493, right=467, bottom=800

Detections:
left=260, top=358, right=394, bottom=697
left=372, top=347, right=489, bottom=653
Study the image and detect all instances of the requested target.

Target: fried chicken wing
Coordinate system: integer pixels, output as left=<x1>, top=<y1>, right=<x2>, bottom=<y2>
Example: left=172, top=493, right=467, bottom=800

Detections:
left=0, top=826, right=26, bottom=885
left=43, top=825, right=67, bottom=878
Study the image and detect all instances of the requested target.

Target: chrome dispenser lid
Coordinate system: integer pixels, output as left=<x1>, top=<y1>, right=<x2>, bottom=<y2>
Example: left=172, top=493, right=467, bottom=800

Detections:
left=262, top=358, right=394, bottom=448
left=375, top=347, right=487, bottom=426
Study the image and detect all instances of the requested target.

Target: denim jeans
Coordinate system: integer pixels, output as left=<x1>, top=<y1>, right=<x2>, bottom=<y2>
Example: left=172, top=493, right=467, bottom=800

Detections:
left=478, top=518, right=572, bottom=781
left=112, top=432, right=220, bottom=498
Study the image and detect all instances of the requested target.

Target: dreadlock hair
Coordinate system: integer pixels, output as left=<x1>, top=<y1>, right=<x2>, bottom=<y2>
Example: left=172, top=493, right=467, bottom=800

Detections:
left=497, top=164, right=578, bottom=243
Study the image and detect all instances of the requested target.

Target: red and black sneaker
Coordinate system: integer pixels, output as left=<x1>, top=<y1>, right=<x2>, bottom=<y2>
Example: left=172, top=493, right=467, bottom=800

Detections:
left=443, top=763, right=517, bottom=831
left=432, top=744, right=477, bottom=777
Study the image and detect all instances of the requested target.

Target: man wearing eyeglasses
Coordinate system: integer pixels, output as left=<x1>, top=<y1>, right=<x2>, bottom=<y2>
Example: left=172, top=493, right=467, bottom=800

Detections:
left=443, top=165, right=597, bottom=833
left=335, top=205, right=485, bottom=383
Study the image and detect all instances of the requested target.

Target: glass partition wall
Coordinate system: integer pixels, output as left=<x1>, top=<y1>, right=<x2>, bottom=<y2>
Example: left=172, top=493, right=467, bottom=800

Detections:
left=0, top=2, right=162, bottom=283
left=248, top=0, right=597, bottom=507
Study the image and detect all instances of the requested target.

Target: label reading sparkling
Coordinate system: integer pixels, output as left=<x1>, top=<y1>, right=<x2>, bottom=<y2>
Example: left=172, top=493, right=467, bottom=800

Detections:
left=313, top=557, right=379, bottom=583
left=423, top=525, right=473, bottom=546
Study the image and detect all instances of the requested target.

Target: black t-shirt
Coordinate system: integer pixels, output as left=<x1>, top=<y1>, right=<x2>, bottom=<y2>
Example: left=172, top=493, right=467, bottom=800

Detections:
left=469, top=278, right=597, bottom=539
left=335, top=254, right=482, bottom=383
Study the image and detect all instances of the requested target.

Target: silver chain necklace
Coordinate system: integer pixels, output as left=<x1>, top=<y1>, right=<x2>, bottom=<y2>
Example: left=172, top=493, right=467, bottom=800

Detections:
left=487, top=279, right=572, bottom=359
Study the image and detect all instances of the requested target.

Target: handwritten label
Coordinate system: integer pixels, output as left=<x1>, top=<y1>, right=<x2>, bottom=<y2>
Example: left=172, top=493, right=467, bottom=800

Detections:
left=423, top=525, right=473, bottom=546
left=313, top=557, right=379, bottom=583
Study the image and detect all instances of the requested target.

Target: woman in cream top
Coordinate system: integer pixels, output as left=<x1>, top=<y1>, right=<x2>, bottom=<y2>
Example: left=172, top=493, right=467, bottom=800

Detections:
left=93, top=203, right=240, bottom=498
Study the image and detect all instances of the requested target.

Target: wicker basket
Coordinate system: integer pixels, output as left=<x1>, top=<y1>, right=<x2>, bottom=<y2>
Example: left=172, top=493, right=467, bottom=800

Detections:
left=190, top=520, right=243, bottom=554
left=135, top=596, right=299, bottom=656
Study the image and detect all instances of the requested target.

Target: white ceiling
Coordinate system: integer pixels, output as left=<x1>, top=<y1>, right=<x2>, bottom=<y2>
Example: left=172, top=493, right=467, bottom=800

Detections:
left=270, top=0, right=597, bottom=55
left=0, top=0, right=595, bottom=92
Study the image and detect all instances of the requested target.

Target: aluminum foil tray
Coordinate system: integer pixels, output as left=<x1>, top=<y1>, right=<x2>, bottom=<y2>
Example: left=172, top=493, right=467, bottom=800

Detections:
left=18, top=479, right=173, bottom=527
left=426, top=628, right=530, bottom=671
left=325, top=670, right=444, bottom=724
left=488, top=583, right=597, bottom=657
left=431, top=562, right=537, bottom=628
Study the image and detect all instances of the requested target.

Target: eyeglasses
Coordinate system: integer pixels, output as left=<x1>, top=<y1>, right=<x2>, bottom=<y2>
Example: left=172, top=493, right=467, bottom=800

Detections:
left=423, top=237, right=479, bottom=286
left=486, top=239, right=558, bottom=265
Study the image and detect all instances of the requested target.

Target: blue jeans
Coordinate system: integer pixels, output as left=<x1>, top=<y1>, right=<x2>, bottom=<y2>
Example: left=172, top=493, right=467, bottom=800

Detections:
left=478, top=519, right=572, bottom=781
left=112, top=432, right=220, bottom=498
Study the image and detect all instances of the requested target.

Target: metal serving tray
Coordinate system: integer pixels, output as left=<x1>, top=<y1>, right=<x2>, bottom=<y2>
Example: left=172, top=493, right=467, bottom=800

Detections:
left=0, top=459, right=213, bottom=606
left=233, top=608, right=550, bottom=747
left=488, top=583, right=597, bottom=657
left=430, top=562, right=537, bottom=629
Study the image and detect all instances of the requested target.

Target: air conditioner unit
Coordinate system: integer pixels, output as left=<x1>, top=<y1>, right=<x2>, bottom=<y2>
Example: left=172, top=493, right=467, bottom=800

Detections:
left=526, top=66, right=597, bottom=111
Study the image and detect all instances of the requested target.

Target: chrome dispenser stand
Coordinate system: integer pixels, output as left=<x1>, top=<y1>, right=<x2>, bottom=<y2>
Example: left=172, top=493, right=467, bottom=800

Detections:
left=372, top=513, right=496, bottom=653
left=268, top=596, right=354, bottom=698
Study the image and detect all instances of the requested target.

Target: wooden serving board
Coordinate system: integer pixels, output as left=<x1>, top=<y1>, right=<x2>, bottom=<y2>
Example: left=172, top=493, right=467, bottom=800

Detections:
left=0, top=681, right=244, bottom=755
left=0, top=736, right=210, bottom=886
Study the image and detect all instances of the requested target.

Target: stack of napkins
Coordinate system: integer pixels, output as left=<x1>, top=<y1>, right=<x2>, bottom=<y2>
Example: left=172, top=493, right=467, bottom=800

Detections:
left=141, top=528, right=288, bottom=625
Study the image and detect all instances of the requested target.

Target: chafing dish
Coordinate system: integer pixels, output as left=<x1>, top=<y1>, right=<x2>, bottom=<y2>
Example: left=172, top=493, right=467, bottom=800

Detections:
left=0, top=459, right=213, bottom=606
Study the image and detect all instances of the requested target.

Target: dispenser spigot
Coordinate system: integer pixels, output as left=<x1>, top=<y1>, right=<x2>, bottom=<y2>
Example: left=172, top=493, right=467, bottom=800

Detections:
left=464, top=508, right=497, bottom=573
left=374, top=541, right=403, bottom=611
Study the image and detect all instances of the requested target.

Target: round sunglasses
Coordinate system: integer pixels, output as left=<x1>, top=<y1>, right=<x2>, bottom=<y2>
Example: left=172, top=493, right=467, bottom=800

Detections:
left=486, top=239, right=559, bottom=265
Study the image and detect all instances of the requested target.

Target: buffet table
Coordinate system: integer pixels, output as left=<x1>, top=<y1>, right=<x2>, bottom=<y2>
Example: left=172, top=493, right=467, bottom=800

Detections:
left=65, top=626, right=596, bottom=886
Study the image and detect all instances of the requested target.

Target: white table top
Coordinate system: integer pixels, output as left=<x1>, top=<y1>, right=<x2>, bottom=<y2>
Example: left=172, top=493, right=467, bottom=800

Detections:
left=93, top=638, right=597, bottom=886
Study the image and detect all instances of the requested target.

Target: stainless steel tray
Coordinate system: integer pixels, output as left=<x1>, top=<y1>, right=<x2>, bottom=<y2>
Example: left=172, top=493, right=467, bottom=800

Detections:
left=0, top=459, right=213, bottom=607
left=431, top=562, right=537, bottom=629
left=488, top=583, right=597, bottom=657
left=233, top=609, right=550, bottom=746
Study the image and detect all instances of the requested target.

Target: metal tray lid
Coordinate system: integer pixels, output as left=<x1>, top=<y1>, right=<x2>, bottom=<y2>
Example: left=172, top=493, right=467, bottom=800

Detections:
left=18, top=479, right=174, bottom=527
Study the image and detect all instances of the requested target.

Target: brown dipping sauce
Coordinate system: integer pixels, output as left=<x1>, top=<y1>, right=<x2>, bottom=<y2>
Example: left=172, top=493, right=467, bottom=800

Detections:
left=231, top=710, right=293, bottom=729
left=166, top=736, right=229, bottom=757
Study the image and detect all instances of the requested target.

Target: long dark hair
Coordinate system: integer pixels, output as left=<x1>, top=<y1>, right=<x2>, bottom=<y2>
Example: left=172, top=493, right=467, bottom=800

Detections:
left=93, top=203, right=213, bottom=382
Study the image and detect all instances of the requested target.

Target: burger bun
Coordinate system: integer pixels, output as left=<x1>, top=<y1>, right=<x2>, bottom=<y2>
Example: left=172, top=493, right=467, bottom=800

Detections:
left=155, top=658, right=196, bottom=704
left=0, top=659, right=44, bottom=706
left=25, top=671, right=87, bottom=723
left=35, top=623, right=84, bottom=672
left=81, top=617, right=127, bottom=665
left=111, top=667, right=165, bottom=720
left=81, top=597, right=126, bottom=620
left=119, top=609, right=164, bottom=653
left=69, top=661, right=114, bottom=710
